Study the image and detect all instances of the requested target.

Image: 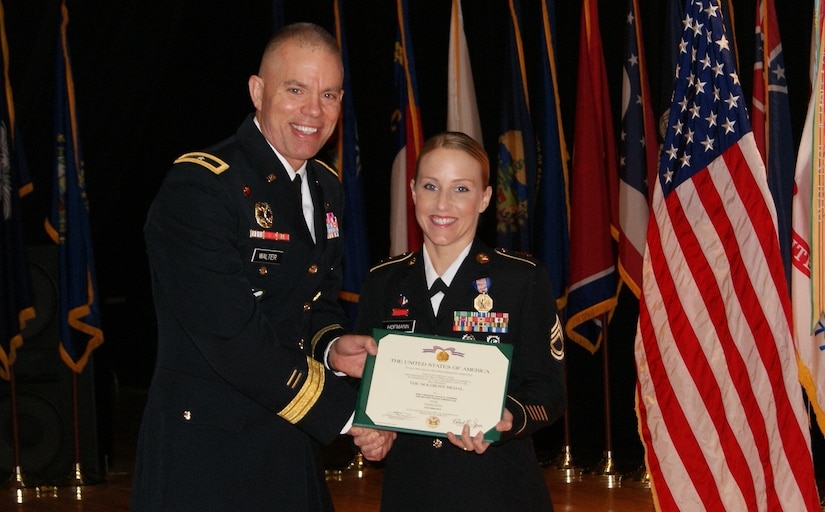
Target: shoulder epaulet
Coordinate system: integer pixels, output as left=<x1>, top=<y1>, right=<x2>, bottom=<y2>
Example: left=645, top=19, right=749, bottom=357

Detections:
left=174, top=152, right=229, bottom=175
left=494, top=247, right=537, bottom=266
left=370, top=252, right=415, bottom=272
left=312, top=159, right=340, bottom=179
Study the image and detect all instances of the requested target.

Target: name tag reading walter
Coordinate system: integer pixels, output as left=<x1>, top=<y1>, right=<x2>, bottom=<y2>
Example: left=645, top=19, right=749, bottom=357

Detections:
left=354, top=329, right=512, bottom=442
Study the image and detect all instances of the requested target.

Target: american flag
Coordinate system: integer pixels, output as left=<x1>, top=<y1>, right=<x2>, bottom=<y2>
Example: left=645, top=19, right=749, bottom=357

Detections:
left=634, top=0, right=819, bottom=510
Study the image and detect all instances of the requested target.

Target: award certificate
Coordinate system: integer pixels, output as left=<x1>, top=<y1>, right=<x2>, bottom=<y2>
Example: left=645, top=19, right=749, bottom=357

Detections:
left=354, top=329, right=512, bottom=442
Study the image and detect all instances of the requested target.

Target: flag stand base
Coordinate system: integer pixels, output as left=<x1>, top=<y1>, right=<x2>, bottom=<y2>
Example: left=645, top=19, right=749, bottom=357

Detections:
left=622, top=464, right=651, bottom=489
left=326, top=451, right=368, bottom=480
left=55, top=462, right=103, bottom=498
left=546, top=445, right=583, bottom=483
left=587, top=451, right=621, bottom=488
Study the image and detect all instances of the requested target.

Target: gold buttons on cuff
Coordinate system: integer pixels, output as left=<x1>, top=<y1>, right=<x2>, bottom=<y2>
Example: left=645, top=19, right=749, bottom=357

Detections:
left=183, top=410, right=192, bottom=421
left=258, top=266, right=267, bottom=275
left=307, top=264, right=318, bottom=274
left=303, top=302, right=311, bottom=312
left=432, top=439, right=443, bottom=449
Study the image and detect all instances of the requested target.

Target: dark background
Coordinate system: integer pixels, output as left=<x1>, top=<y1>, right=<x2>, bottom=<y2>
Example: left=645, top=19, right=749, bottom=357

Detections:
left=4, top=0, right=819, bottom=474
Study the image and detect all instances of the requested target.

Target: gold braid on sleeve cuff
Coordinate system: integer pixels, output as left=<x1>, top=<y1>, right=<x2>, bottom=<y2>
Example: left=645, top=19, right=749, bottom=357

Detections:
left=278, top=357, right=325, bottom=424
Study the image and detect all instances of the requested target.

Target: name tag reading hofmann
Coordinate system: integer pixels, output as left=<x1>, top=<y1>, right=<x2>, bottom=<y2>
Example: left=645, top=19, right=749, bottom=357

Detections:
left=354, top=329, right=512, bottom=442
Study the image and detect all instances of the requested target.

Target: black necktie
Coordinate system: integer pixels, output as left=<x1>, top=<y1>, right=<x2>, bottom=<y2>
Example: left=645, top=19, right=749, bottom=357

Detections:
left=292, top=174, right=303, bottom=201
left=429, top=278, right=448, bottom=297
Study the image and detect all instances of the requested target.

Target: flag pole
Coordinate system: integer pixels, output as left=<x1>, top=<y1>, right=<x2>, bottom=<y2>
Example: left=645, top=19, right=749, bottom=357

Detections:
left=57, top=372, right=101, bottom=493
left=3, top=365, right=31, bottom=494
left=586, top=312, right=620, bottom=488
left=547, top=362, right=583, bottom=482
left=546, top=310, right=582, bottom=481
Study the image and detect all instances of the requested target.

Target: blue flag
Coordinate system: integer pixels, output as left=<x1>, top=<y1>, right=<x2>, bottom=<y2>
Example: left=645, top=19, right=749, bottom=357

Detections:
left=495, top=0, right=536, bottom=253
left=333, top=0, right=369, bottom=329
left=271, top=0, right=285, bottom=34
left=389, top=0, right=424, bottom=255
left=0, top=0, right=35, bottom=380
left=532, top=0, right=569, bottom=308
left=45, top=2, right=103, bottom=373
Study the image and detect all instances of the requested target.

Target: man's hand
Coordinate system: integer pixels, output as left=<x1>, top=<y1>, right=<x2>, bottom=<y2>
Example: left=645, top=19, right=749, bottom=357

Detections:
left=348, top=426, right=396, bottom=461
left=328, top=334, right=377, bottom=378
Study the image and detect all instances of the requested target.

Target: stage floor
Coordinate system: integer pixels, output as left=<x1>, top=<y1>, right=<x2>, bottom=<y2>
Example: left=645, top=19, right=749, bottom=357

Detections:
left=3, top=387, right=656, bottom=511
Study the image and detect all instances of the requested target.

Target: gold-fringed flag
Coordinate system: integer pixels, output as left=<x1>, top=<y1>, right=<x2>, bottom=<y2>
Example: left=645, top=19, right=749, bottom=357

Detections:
left=333, top=0, right=368, bottom=329
left=389, top=0, right=423, bottom=255
left=447, top=0, right=481, bottom=144
left=635, top=1, right=819, bottom=509
left=564, top=0, right=618, bottom=354
left=45, top=2, right=104, bottom=373
left=532, top=0, right=570, bottom=308
left=0, top=0, right=35, bottom=380
left=495, top=0, right=535, bottom=253
left=617, top=0, right=657, bottom=299
left=792, top=0, right=825, bottom=436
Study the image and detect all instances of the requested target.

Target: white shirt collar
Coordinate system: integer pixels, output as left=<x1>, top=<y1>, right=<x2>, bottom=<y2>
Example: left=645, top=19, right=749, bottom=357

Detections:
left=423, top=242, right=473, bottom=289
left=253, top=116, right=307, bottom=179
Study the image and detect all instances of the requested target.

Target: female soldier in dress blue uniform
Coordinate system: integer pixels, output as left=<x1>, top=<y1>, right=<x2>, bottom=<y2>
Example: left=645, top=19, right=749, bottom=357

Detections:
left=356, top=131, right=566, bottom=511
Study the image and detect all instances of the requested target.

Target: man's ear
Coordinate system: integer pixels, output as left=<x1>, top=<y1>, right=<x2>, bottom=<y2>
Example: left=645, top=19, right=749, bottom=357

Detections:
left=248, top=75, right=263, bottom=110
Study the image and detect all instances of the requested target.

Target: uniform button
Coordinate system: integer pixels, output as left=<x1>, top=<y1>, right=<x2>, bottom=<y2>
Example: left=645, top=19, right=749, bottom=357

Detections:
left=303, top=302, right=311, bottom=312
left=307, top=264, right=318, bottom=274
left=432, top=439, right=443, bottom=449
left=258, top=266, right=267, bottom=275
left=183, top=410, right=192, bottom=421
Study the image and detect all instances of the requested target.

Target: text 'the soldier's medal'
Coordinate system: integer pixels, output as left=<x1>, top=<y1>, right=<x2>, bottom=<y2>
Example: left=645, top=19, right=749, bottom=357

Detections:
left=254, top=202, right=273, bottom=228
left=473, top=277, right=493, bottom=313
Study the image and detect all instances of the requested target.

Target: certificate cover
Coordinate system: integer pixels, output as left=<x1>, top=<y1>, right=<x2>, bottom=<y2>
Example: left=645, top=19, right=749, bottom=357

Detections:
left=354, top=329, right=512, bottom=442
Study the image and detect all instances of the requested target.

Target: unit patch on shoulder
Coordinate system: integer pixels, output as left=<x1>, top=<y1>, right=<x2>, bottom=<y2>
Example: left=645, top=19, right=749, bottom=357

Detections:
left=175, top=152, right=230, bottom=175
left=313, top=159, right=340, bottom=180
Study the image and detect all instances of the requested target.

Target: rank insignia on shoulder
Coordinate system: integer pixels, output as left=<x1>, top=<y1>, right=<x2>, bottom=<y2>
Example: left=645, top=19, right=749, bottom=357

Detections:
left=175, top=152, right=229, bottom=174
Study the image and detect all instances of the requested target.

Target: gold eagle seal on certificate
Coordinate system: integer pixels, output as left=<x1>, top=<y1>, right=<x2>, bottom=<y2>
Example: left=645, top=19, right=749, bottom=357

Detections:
left=427, top=416, right=440, bottom=428
left=436, top=350, right=450, bottom=362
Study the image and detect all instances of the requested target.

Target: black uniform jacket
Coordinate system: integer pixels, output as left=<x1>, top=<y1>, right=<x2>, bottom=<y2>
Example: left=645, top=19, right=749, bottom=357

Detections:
left=131, top=114, right=355, bottom=512
left=355, top=240, right=566, bottom=512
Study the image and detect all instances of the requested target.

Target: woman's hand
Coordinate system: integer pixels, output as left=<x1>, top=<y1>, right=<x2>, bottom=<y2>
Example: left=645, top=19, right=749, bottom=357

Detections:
left=446, top=408, right=513, bottom=454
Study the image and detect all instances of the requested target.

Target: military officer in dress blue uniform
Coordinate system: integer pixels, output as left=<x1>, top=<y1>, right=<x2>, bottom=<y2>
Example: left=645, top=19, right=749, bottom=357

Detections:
left=131, top=23, right=394, bottom=512
left=356, top=132, right=566, bottom=511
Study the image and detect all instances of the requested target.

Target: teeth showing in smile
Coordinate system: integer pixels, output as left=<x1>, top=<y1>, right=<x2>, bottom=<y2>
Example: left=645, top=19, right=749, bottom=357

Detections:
left=292, top=124, right=318, bottom=135
left=432, top=216, right=455, bottom=226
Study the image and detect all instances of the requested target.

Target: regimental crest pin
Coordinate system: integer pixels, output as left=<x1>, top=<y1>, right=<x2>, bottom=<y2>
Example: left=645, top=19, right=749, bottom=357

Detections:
left=254, top=202, right=273, bottom=228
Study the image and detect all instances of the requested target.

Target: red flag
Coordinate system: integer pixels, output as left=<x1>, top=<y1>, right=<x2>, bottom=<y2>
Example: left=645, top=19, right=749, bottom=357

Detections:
left=565, top=0, right=618, bottom=354
left=635, top=1, right=819, bottom=509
